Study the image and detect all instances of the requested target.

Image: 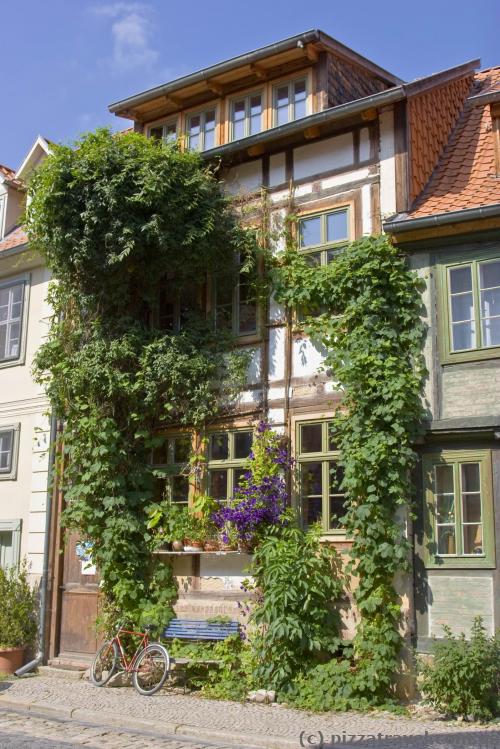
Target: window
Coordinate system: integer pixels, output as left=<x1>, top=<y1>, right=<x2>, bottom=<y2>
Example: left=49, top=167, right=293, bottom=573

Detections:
left=152, top=434, right=192, bottom=507
left=273, top=78, right=307, bottom=126
left=298, top=208, right=350, bottom=266
left=156, top=281, right=201, bottom=333
left=422, top=450, right=495, bottom=568
left=0, top=425, right=19, bottom=481
left=296, top=420, right=346, bottom=533
left=214, top=265, right=258, bottom=336
left=207, top=429, right=253, bottom=505
left=0, top=519, right=22, bottom=569
left=0, top=281, right=25, bottom=363
left=442, top=255, right=500, bottom=360
left=230, top=93, right=263, bottom=140
left=148, top=120, right=177, bottom=143
left=187, top=109, right=216, bottom=151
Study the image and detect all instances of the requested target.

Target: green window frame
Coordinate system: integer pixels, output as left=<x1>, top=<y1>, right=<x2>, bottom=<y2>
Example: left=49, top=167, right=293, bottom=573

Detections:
left=273, top=77, right=308, bottom=126
left=0, top=424, right=20, bottom=481
left=213, top=258, right=258, bottom=337
left=0, top=519, right=22, bottom=570
left=148, top=119, right=177, bottom=143
left=298, top=208, right=350, bottom=267
left=295, top=420, right=346, bottom=534
left=187, top=109, right=216, bottom=151
left=152, top=434, right=192, bottom=507
left=438, top=250, right=500, bottom=363
left=230, top=92, right=263, bottom=140
left=206, top=429, right=253, bottom=505
left=422, top=450, right=495, bottom=569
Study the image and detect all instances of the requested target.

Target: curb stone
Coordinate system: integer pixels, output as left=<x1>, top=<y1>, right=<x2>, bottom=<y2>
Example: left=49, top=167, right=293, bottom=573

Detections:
left=0, top=695, right=298, bottom=749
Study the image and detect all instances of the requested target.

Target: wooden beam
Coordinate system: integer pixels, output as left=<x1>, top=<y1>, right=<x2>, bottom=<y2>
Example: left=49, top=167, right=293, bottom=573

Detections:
left=304, top=44, right=319, bottom=63
left=207, top=80, right=225, bottom=96
left=304, top=125, right=321, bottom=140
left=361, top=108, right=378, bottom=122
left=250, top=63, right=268, bottom=80
left=247, top=143, right=266, bottom=157
left=164, top=93, right=183, bottom=108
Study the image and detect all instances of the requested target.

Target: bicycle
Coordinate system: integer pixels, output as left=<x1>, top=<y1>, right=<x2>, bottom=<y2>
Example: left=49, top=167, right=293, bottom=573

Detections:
left=90, top=623, right=170, bottom=696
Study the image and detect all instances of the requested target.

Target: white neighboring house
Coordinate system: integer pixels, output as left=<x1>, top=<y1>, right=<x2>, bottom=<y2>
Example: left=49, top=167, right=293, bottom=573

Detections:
left=0, top=136, right=51, bottom=581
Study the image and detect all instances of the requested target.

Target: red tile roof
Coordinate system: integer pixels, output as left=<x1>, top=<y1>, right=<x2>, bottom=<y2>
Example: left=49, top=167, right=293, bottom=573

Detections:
left=0, top=226, right=28, bottom=253
left=409, top=67, right=500, bottom=218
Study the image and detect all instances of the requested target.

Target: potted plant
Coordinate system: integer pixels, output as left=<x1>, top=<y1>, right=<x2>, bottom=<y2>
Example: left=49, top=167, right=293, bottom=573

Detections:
left=192, top=495, right=220, bottom=551
left=183, top=511, right=205, bottom=552
left=0, top=562, right=38, bottom=674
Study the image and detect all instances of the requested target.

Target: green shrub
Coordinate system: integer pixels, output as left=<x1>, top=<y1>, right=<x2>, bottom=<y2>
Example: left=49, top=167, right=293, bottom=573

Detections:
left=420, top=617, right=500, bottom=721
left=0, top=562, right=38, bottom=650
left=248, top=516, right=343, bottom=693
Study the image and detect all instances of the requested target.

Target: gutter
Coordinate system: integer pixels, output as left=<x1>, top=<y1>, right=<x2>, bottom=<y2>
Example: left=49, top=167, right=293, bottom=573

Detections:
left=15, top=412, right=58, bottom=677
left=109, top=30, right=322, bottom=113
left=200, top=86, right=405, bottom=160
left=0, top=243, right=28, bottom=258
left=383, top=203, right=500, bottom=234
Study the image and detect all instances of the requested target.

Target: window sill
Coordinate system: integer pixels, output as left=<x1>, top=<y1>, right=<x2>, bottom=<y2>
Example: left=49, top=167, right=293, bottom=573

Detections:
left=424, top=556, right=496, bottom=570
left=0, top=356, right=25, bottom=370
left=441, top=346, right=500, bottom=365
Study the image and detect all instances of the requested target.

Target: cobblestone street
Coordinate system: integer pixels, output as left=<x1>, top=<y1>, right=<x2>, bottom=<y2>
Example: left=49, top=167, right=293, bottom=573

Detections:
left=0, top=675, right=499, bottom=748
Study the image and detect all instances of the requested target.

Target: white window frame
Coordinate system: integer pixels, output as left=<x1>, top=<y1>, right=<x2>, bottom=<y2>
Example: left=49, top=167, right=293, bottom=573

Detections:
left=0, top=274, right=30, bottom=369
left=0, top=423, right=20, bottom=481
left=229, top=91, right=264, bottom=141
left=186, top=107, right=217, bottom=152
left=273, top=77, right=308, bottom=126
left=146, top=118, right=178, bottom=143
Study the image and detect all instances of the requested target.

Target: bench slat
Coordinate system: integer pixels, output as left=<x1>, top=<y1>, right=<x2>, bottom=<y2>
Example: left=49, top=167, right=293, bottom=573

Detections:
left=162, top=618, right=239, bottom=641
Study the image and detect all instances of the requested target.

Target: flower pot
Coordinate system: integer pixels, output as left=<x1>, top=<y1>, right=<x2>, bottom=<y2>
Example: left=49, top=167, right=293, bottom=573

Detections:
left=172, top=540, right=184, bottom=552
left=204, top=539, right=220, bottom=552
left=183, top=539, right=204, bottom=552
left=237, top=541, right=254, bottom=554
left=0, top=647, right=25, bottom=674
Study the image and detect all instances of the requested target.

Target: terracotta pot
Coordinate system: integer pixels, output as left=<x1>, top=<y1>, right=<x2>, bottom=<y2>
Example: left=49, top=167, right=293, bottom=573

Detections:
left=204, top=539, right=220, bottom=552
left=0, top=647, right=25, bottom=674
left=220, top=541, right=238, bottom=551
left=172, top=540, right=184, bottom=552
left=183, top=539, right=204, bottom=551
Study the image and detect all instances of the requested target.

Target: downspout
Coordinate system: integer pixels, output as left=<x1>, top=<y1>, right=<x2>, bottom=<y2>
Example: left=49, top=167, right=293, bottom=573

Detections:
left=15, top=411, right=58, bottom=677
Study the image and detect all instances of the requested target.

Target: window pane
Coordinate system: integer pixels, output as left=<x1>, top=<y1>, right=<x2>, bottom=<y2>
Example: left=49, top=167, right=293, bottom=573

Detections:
left=234, top=430, right=253, bottom=459
left=189, top=115, right=200, bottom=134
left=329, top=462, right=344, bottom=493
left=329, top=496, right=346, bottom=529
left=0, top=530, right=14, bottom=570
left=239, top=302, right=257, bottom=333
left=437, top=526, right=456, bottom=554
left=205, top=110, right=216, bottom=129
left=233, top=100, right=245, bottom=121
left=461, top=463, right=480, bottom=493
left=233, top=119, right=245, bottom=140
left=189, top=133, right=200, bottom=150
left=0, top=325, right=6, bottom=360
left=300, top=423, right=322, bottom=453
left=449, top=266, right=472, bottom=294
left=299, top=217, right=321, bottom=247
left=7, top=322, right=20, bottom=358
left=153, top=478, right=168, bottom=502
left=210, top=433, right=229, bottom=460
left=304, top=252, right=321, bottom=267
left=462, top=494, right=482, bottom=523
left=172, top=475, right=189, bottom=503
left=293, top=80, right=306, bottom=100
left=300, top=461, right=322, bottom=495
left=165, top=123, right=177, bottom=142
left=305, top=497, right=322, bottom=525
left=233, top=468, right=247, bottom=490
left=152, top=440, right=169, bottom=465
left=451, top=293, right=474, bottom=322
left=174, top=435, right=191, bottom=464
left=204, top=129, right=215, bottom=150
left=326, top=211, right=348, bottom=242
left=158, top=284, right=175, bottom=331
left=209, top=469, right=228, bottom=500
left=0, top=288, right=10, bottom=319
left=463, top=524, right=483, bottom=555
left=327, top=248, right=344, bottom=263
left=435, top=464, right=454, bottom=494
left=327, top=424, right=338, bottom=452
left=452, top=321, right=475, bottom=351
left=436, top=494, right=455, bottom=524
left=482, top=316, right=500, bottom=347
left=479, top=260, right=500, bottom=289
left=480, top=288, right=500, bottom=319
left=276, top=85, right=289, bottom=125
left=11, top=285, right=22, bottom=304
left=149, top=126, right=163, bottom=140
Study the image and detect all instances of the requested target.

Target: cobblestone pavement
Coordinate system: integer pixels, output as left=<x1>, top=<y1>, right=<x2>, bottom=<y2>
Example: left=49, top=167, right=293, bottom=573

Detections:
left=0, top=708, right=249, bottom=749
left=0, top=676, right=499, bottom=749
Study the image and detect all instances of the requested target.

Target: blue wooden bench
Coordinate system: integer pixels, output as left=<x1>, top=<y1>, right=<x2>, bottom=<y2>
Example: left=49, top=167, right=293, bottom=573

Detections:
left=162, top=618, right=240, bottom=641
left=162, top=618, right=240, bottom=691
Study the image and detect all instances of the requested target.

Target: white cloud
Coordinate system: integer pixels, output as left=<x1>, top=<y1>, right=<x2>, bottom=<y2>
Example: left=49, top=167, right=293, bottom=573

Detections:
left=91, top=3, right=158, bottom=73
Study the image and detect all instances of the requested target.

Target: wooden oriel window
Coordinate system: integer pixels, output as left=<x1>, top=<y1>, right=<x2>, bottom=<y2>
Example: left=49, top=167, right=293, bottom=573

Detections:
left=230, top=92, right=263, bottom=140
left=187, top=109, right=216, bottom=151
left=148, top=120, right=177, bottom=143
left=273, top=78, right=307, bottom=126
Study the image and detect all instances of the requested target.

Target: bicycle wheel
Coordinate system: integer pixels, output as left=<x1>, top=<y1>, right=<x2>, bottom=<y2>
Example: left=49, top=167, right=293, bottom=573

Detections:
left=131, top=642, right=170, bottom=696
left=90, top=640, right=119, bottom=687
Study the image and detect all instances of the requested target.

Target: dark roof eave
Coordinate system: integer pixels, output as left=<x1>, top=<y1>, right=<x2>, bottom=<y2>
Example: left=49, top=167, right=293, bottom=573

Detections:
left=0, top=242, right=28, bottom=258
left=384, top=203, right=500, bottom=234
left=199, top=86, right=405, bottom=161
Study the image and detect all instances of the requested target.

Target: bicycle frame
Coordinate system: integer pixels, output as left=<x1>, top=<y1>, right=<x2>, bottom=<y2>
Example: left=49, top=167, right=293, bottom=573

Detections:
left=111, top=627, right=151, bottom=673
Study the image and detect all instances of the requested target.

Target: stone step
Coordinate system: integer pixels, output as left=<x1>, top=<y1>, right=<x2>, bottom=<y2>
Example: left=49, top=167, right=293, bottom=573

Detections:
left=38, top=665, right=87, bottom=680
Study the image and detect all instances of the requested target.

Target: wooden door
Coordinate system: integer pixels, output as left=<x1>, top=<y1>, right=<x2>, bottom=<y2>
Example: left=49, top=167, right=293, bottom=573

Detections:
left=58, top=532, right=100, bottom=661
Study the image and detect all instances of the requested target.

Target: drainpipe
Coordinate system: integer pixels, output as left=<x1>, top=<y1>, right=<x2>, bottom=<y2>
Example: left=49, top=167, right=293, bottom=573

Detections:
left=15, top=411, right=58, bottom=677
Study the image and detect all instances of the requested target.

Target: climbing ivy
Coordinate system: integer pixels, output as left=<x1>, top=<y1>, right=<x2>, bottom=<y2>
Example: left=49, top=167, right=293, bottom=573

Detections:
left=272, top=231, right=427, bottom=703
left=27, top=129, right=256, bottom=627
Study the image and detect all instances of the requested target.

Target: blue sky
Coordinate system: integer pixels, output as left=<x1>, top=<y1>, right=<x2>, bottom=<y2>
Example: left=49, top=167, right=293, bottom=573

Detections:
left=1, top=0, right=498, bottom=169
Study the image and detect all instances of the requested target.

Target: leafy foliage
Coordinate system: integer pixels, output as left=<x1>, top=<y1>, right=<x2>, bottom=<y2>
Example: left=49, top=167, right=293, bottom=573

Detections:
left=27, top=129, right=256, bottom=627
left=420, top=617, right=500, bottom=721
left=273, top=232, right=427, bottom=702
left=0, top=562, right=38, bottom=650
left=248, top=517, right=343, bottom=692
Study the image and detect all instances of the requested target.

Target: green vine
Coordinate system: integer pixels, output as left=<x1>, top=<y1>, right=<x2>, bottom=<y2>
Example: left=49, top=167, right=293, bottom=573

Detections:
left=27, top=129, right=256, bottom=627
left=272, top=231, right=427, bottom=702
